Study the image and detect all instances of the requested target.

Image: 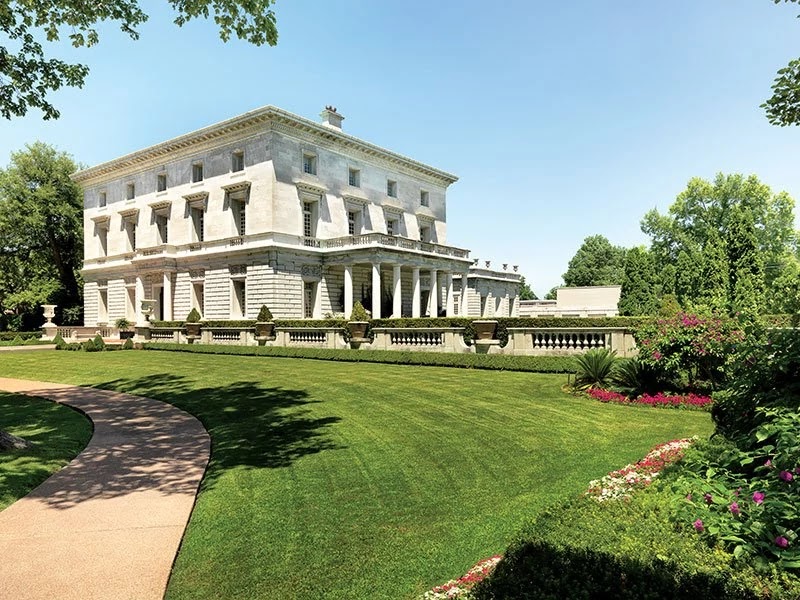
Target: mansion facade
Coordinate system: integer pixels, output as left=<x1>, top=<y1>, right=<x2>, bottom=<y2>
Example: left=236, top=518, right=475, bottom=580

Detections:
left=76, top=106, right=520, bottom=326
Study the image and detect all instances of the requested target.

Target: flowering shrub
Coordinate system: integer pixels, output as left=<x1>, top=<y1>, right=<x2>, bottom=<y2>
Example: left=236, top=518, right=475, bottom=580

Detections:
left=421, top=556, right=502, bottom=599
left=585, top=388, right=712, bottom=410
left=634, top=311, right=743, bottom=389
left=586, top=439, right=695, bottom=502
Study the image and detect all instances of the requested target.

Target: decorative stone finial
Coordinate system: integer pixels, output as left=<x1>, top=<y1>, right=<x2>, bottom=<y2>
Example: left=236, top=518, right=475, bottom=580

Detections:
left=485, top=260, right=491, bottom=268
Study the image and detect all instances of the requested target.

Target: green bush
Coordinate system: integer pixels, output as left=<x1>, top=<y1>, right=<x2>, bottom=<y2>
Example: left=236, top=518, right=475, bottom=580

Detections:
left=150, top=320, right=184, bottom=328
left=0, top=331, right=42, bottom=341
left=574, top=348, right=618, bottom=390
left=122, top=337, right=134, bottom=350
left=201, top=320, right=256, bottom=328
left=142, top=343, right=578, bottom=373
left=256, top=305, right=273, bottom=321
left=185, top=308, right=201, bottom=323
left=52, top=333, right=67, bottom=349
left=10, top=336, right=24, bottom=346
left=473, top=489, right=800, bottom=600
left=92, top=334, right=106, bottom=351
left=349, top=301, right=369, bottom=321
left=612, top=357, right=675, bottom=397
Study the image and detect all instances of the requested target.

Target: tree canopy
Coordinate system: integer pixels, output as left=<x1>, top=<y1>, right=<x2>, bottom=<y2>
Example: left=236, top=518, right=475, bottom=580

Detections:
left=764, top=0, right=800, bottom=125
left=518, top=276, right=538, bottom=300
left=0, top=142, right=83, bottom=330
left=1, top=0, right=280, bottom=120
left=561, top=235, right=627, bottom=288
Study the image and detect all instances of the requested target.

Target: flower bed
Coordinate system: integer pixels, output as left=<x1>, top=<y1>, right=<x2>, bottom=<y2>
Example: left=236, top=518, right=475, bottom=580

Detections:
left=421, top=556, right=502, bottom=599
left=586, top=388, right=712, bottom=410
left=585, top=438, right=695, bottom=502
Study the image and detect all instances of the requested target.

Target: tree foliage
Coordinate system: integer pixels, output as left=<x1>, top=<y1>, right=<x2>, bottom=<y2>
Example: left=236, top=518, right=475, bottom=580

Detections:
left=1, top=0, right=280, bottom=119
left=618, top=247, right=658, bottom=316
left=518, top=276, right=538, bottom=301
left=763, top=0, right=800, bottom=125
left=0, top=142, right=82, bottom=329
left=641, top=173, right=796, bottom=315
left=562, top=235, right=627, bottom=288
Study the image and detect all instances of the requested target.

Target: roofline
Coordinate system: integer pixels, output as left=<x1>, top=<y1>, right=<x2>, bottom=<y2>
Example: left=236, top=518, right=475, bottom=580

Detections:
left=72, top=105, right=459, bottom=186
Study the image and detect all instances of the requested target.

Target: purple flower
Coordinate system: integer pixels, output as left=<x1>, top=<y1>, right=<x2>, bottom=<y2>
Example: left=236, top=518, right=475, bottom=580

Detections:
left=730, top=502, right=740, bottom=516
left=775, top=536, right=789, bottom=549
left=752, top=491, right=765, bottom=505
left=765, top=459, right=773, bottom=469
left=703, top=493, right=713, bottom=505
left=735, top=487, right=741, bottom=497
left=780, top=470, right=794, bottom=482
left=693, top=519, right=704, bottom=532
left=685, top=493, right=692, bottom=501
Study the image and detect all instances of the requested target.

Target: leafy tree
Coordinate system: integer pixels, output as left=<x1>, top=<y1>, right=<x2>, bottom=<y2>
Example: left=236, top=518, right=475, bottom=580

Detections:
left=618, top=247, right=659, bottom=316
left=518, top=276, right=537, bottom=301
left=1, top=1, right=280, bottom=120
left=544, top=287, right=558, bottom=300
left=763, top=0, right=800, bottom=125
left=0, top=142, right=82, bottom=329
left=561, top=235, right=627, bottom=287
left=765, top=254, right=800, bottom=314
left=726, top=205, right=764, bottom=316
left=642, top=174, right=796, bottom=314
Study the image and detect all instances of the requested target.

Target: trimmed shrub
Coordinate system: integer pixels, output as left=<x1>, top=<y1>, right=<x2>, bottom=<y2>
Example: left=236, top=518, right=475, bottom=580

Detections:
left=142, top=343, right=578, bottom=373
left=349, top=301, right=369, bottom=321
left=122, top=338, right=134, bottom=350
left=0, top=331, right=42, bottom=341
left=256, top=305, right=273, bottom=321
left=185, top=308, right=201, bottom=323
left=92, top=334, right=106, bottom=351
left=10, top=336, right=24, bottom=346
left=52, top=333, right=67, bottom=349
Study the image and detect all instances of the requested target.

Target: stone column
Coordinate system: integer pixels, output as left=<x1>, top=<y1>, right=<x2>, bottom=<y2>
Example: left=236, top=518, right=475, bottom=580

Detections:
left=445, top=272, right=454, bottom=317
left=461, top=271, right=469, bottom=316
left=135, top=275, right=146, bottom=326
left=371, top=262, right=381, bottom=319
left=392, top=265, right=402, bottom=318
left=162, top=272, right=173, bottom=321
left=429, top=268, right=438, bottom=317
left=344, top=264, right=353, bottom=318
left=412, top=267, right=421, bottom=318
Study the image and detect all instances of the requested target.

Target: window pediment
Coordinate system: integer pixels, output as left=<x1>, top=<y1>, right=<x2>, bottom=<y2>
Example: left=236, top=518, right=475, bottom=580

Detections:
left=295, top=180, right=326, bottom=202
left=343, top=194, right=369, bottom=213
left=223, top=180, right=251, bottom=203
left=91, top=214, right=111, bottom=229
left=183, top=191, right=209, bottom=210
left=119, top=207, right=139, bottom=223
left=415, top=206, right=435, bottom=219
left=149, top=200, right=172, bottom=217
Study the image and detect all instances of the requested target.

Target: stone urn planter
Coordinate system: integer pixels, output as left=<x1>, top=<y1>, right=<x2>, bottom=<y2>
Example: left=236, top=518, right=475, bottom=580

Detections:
left=255, top=322, right=275, bottom=339
left=347, top=301, right=370, bottom=347
left=473, top=320, right=498, bottom=340
left=185, top=322, right=202, bottom=338
left=185, top=308, right=202, bottom=342
left=347, top=321, right=368, bottom=340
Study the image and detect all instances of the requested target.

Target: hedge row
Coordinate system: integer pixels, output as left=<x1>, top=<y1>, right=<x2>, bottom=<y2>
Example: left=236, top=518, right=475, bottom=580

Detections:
left=0, top=331, right=42, bottom=341
left=0, top=338, right=50, bottom=346
left=142, top=343, right=578, bottom=373
left=474, top=488, right=800, bottom=600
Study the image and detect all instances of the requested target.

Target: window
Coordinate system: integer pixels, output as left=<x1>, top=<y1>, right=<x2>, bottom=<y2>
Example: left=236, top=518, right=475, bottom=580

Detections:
left=126, top=183, right=135, bottom=200
left=419, top=226, right=430, bottom=242
left=233, top=201, right=246, bottom=236
left=231, top=280, right=246, bottom=318
left=192, top=207, right=205, bottom=242
left=303, top=202, right=315, bottom=238
left=157, top=173, right=167, bottom=192
left=192, top=162, right=204, bottom=183
left=420, top=190, right=429, bottom=207
left=126, top=222, right=137, bottom=250
left=303, top=281, right=316, bottom=319
left=98, top=191, right=107, bottom=208
left=98, top=228, right=108, bottom=256
left=303, top=153, right=317, bottom=175
left=386, top=219, right=397, bottom=236
left=192, top=282, right=204, bottom=316
left=348, top=168, right=360, bottom=187
left=348, top=211, right=359, bottom=236
left=387, top=180, right=397, bottom=197
left=231, top=150, right=244, bottom=172
left=156, top=214, right=169, bottom=244
left=98, top=290, right=108, bottom=323
left=126, top=287, right=136, bottom=321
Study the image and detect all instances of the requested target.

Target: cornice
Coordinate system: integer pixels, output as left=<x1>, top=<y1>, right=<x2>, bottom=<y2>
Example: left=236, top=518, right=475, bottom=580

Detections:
left=71, top=105, right=459, bottom=188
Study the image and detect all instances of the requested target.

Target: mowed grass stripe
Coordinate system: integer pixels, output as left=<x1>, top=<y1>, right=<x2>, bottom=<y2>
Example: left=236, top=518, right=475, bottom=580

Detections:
left=0, top=351, right=713, bottom=599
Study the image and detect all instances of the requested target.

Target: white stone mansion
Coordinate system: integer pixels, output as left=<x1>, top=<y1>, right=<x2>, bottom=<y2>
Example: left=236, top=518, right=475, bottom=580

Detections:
left=76, top=106, right=520, bottom=326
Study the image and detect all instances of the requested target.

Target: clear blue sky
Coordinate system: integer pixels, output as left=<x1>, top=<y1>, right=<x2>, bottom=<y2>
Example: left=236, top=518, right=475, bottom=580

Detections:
left=2, top=0, right=799, bottom=297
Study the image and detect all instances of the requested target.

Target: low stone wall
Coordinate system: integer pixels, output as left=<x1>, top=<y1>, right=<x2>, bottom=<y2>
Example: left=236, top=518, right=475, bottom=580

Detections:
left=368, top=328, right=470, bottom=353
left=497, top=327, right=636, bottom=357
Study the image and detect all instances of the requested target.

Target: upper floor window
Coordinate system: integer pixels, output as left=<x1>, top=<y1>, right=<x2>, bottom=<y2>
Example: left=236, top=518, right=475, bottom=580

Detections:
left=157, top=173, right=167, bottom=192
left=348, top=168, right=360, bottom=187
left=98, top=191, right=107, bottom=208
left=126, top=221, right=137, bottom=250
left=386, top=218, right=397, bottom=236
left=192, top=207, right=205, bottom=242
left=387, top=180, right=398, bottom=198
left=192, top=162, right=204, bottom=183
left=420, top=190, right=429, bottom=207
left=98, top=227, right=108, bottom=256
left=419, top=225, right=431, bottom=242
left=348, top=211, right=361, bottom=236
left=233, top=201, right=246, bottom=236
left=126, top=183, right=135, bottom=200
left=232, top=150, right=245, bottom=173
left=303, top=202, right=317, bottom=238
left=303, top=153, right=317, bottom=176
left=156, top=214, right=169, bottom=244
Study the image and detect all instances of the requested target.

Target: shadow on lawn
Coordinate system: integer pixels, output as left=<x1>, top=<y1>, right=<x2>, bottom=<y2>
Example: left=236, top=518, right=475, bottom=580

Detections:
left=14, top=374, right=342, bottom=509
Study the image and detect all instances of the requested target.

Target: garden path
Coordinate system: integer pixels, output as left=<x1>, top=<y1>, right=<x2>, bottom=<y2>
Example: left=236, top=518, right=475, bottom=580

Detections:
left=0, top=377, right=210, bottom=600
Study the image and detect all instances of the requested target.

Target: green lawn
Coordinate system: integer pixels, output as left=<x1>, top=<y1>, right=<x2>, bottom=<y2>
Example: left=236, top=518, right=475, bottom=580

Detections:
left=0, top=351, right=713, bottom=599
left=0, top=391, right=92, bottom=511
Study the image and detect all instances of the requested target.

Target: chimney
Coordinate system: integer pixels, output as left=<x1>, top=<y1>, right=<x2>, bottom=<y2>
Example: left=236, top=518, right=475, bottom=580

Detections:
left=320, top=106, right=344, bottom=129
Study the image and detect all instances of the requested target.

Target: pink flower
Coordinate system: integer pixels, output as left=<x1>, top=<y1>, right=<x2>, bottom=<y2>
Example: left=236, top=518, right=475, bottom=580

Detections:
left=775, top=536, right=789, bottom=549
left=752, top=491, right=765, bottom=505
left=693, top=519, right=704, bottom=532
left=652, top=350, right=662, bottom=361
left=780, top=470, right=794, bottom=482
left=765, top=459, right=773, bottom=469
left=703, top=493, right=713, bottom=505
left=729, top=502, right=740, bottom=516
left=686, top=493, right=692, bottom=501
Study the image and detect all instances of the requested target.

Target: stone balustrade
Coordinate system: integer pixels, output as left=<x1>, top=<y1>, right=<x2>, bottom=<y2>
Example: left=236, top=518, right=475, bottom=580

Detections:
left=500, top=327, right=636, bottom=357
left=369, top=327, right=470, bottom=353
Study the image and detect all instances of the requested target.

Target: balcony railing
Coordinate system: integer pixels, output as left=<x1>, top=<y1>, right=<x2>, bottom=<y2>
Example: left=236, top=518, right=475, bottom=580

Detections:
left=316, top=233, right=470, bottom=258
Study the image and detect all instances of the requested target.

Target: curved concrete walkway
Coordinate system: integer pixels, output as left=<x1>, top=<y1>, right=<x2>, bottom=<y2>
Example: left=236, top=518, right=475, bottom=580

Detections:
left=0, top=378, right=210, bottom=600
